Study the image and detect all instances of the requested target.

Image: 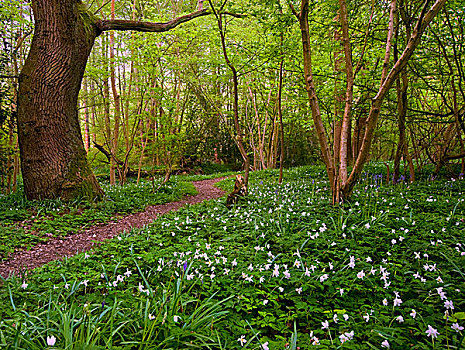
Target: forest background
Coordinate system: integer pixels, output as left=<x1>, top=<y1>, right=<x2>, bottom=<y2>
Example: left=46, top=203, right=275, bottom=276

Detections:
left=0, top=1, right=465, bottom=348
left=0, top=0, right=464, bottom=197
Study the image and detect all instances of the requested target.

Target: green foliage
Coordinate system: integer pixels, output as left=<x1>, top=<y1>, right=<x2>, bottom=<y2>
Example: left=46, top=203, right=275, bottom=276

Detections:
left=0, top=1, right=32, bottom=194
left=0, top=166, right=464, bottom=348
left=0, top=273, right=229, bottom=349
left=0, top=178, right=197, bottom=261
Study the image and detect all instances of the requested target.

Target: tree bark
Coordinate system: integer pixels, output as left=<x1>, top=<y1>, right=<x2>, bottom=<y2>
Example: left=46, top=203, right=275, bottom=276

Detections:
left=210, top=2, right=250, bottom=185
left=335, top=0, right=355, bottom=203
left=341, top=0, right=446, bottom=199
left=82, top=77, right=90, bottom=152
left=393, top=8, right=415, bottom=184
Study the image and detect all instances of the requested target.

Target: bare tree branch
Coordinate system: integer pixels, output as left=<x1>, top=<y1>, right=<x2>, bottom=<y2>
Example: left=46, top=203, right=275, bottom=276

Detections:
left=96, top=9, right=209, bottom=34
left=222, top=11, right=246, bottom=18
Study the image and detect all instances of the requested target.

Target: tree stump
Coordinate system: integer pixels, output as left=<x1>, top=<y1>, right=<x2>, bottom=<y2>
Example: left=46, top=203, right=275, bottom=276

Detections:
left=226, top=174, right=248, bottom=208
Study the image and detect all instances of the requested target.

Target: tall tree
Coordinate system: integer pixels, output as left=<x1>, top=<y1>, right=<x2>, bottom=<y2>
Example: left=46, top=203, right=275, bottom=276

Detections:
left=17, top=0, right=208, bottom=200
left=209, top=0, right=251, bottom=186
left=291, top=0, right=447, bottom=203
left=393, top=1, right=415, bottom=184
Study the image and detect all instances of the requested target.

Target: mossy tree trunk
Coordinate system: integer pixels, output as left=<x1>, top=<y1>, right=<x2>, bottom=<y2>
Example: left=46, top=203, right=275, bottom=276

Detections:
left=17, top=0, right=207, bottom=201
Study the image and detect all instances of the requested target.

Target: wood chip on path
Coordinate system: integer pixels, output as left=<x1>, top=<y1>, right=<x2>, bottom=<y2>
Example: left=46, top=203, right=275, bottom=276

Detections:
left=0, top=178, right=226, bottom=279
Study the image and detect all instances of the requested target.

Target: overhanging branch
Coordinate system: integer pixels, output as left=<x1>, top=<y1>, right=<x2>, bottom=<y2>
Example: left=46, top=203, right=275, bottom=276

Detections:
left=96, top=9, right=209, bottom=34
left=222, top=11, right=246, bottom=18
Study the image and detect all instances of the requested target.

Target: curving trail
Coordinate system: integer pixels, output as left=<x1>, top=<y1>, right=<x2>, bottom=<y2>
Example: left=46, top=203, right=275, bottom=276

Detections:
left=0, top=178, right=226, bottom=279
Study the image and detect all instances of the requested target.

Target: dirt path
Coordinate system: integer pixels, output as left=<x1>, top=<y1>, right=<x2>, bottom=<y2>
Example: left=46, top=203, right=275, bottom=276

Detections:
left=0, top=178, right=226, bottom=279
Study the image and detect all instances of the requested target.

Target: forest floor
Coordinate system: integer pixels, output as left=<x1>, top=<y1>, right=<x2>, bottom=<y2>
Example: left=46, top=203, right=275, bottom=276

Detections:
left=1, top=167, right=464, bottom=348
left=0, top=178, right=226, bottom=279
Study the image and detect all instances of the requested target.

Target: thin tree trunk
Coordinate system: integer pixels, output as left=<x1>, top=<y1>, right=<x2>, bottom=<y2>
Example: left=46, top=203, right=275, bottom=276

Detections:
left=278, top=51, right=285, bottom=184
left=122, top=0, right=137, bottom=156
left=433, top=123, right=456, bottom=177
left=432, top=23, right=465, bottom=175
left=137, top=116, right=151, bottom=184
left=352, top=116, right=366, bottom=160
left=393, top=62, right=415, bottom=183
left=341, top=0, right=446, bottom=199
left=5, top=127, right=14, bottom=194
left=82, top=77, right=90, bottom=152
left=122, top=5, right=137, bottom=158
left=261, top=87, right=273, bottom=169
left=210, top=4, right=250, bottom=185
left=291, top=0, right=446, bottom=203
left=248, top=85, right=266, bottom=170
left=336, top=0, right=355, bottom=203
left=6, top=25, right=23, bottom=194
left=109, top=0, right=121, bottom=185
left=393, top=4, right=415, bottom=183
left=12, top=138, right=19, bottom=193
left=90, top=80, right=97, bottom=145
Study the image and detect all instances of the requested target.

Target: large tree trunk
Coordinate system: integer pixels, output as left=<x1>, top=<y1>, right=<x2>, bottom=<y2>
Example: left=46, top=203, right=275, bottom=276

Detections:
left=18, top=0, right=103, bottom=201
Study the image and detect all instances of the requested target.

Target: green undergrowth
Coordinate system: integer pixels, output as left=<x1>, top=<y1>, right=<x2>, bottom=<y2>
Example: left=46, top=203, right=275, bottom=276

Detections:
left=0, top=165, right=464, bottom=349
left=0, top=178, right=197, bottom=261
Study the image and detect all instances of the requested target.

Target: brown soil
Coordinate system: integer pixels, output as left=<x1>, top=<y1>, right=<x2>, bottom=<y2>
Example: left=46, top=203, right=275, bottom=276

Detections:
left=0, top=178, right=226, bottom=279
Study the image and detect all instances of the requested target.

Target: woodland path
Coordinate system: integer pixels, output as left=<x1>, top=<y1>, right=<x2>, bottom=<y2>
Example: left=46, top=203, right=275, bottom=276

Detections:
left=0, top=178, right=226, bottom=279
